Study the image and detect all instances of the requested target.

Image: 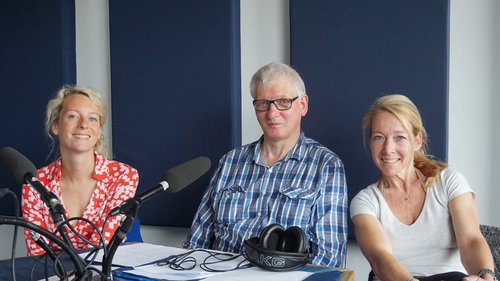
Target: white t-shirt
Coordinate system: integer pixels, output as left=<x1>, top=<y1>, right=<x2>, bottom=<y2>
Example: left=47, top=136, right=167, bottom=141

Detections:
left=350, top=168, right=474, bottom=277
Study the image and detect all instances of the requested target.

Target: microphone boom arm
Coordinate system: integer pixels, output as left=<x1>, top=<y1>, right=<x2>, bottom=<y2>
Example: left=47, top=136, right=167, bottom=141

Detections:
left=0, top=215, right=90, bottom=280
left=102, top=200, right=140, bottom=280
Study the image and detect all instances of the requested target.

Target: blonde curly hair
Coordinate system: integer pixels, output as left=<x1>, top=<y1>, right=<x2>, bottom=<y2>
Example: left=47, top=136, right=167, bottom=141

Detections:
left=45, top=85, right=108, bottom=158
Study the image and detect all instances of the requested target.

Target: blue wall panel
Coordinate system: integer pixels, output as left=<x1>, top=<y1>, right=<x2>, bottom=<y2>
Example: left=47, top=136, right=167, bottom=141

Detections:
left=109, top=0, right=241, bottom=227
left=290, top=0, right=449, bottom=239
left=0, top=0, right=76, bottom=216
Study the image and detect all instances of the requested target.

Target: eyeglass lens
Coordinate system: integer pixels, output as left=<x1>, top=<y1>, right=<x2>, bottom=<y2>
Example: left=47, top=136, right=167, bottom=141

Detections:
left=253, top=97, right=298, bottom=111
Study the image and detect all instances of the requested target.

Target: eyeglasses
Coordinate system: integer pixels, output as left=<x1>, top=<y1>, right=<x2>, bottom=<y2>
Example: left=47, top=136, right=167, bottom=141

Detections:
left=252, top=96, right=299, bottom=112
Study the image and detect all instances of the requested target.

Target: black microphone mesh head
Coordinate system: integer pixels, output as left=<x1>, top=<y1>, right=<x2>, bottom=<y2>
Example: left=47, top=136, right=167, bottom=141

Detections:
left=0, top=146, right=37, bottom=185
left=161, top=156, right=211, bottom=193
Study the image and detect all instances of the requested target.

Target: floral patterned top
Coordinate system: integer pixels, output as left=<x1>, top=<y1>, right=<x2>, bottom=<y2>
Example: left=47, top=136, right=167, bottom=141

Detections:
left=21, top=151, right=139, bottom=256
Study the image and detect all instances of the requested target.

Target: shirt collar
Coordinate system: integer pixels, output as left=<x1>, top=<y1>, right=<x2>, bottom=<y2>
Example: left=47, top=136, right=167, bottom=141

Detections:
left=253, top=131, right=306, bottom=165
left=92, top=151, right=108, bottom=181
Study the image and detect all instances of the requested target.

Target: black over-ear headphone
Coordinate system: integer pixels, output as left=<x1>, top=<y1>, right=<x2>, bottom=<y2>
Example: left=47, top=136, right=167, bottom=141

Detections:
left=242, top=223, right=309, bottom=271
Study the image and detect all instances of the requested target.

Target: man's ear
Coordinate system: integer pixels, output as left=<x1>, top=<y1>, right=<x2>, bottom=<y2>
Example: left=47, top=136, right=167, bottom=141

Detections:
left=300, top=95, right=309, bottom=117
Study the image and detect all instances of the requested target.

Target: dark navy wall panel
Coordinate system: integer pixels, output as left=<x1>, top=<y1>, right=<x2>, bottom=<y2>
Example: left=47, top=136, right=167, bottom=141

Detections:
left=109, top=0, right=241, bottom=227
left=290, top=1, right=449, bottom=239
left=0, top=0, right=76, bottom=215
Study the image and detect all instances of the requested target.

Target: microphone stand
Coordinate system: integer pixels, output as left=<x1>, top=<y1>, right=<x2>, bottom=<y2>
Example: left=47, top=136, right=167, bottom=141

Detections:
left=28, top=176, right=86, bottom=277
left=49, top=200, right=80, bottom=255
left=102, top=198, right=140, bottom=280
left=0, top=215, right=91, bottom=280
left=24, top=174, right=77, bottom=254
left=31, top=231, right=67, bottom=277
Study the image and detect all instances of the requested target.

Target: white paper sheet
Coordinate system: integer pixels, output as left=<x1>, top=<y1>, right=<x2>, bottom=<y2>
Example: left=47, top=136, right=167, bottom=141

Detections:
left=82, top=243, right=322, bottom=281
left=81, top=243, right=187, bottom=267
left=121, top=247, right=251, bottom=280
left=203, top=267, right=313, bottom=281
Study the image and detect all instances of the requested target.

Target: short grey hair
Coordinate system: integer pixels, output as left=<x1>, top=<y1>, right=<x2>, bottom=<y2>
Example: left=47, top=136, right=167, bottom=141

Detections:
left=250, top=62, right=306, bottom=99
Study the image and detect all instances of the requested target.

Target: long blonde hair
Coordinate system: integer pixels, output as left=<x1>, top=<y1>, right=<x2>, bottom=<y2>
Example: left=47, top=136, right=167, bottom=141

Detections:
left=45, top=85, right=108, bottom=158
left=362, top=94, right=447, bottom=187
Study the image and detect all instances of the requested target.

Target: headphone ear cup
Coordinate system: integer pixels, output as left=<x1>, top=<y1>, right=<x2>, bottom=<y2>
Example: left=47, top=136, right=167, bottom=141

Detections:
left=244, top=224, right=309, bottom=271
left=280, top=226, right=307, bottom=253
left=259, top=223, right=285, bottom=251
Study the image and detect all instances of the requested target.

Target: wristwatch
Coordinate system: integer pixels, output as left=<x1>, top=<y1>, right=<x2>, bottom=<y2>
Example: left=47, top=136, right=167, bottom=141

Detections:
left=477, top=268, right=497, bottom=280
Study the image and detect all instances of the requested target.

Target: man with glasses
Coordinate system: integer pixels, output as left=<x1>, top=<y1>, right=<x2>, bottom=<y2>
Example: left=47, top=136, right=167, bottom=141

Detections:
left=183, top=62, right=348, bottom=268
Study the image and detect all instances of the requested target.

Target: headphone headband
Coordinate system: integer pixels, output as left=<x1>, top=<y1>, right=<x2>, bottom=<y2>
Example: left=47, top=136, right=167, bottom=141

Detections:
left=242, top=225, right=309, bottom=271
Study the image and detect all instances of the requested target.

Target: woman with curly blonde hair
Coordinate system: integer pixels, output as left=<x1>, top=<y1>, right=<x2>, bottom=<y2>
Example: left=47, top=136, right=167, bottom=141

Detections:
left=22, top=85, right=139, bottom=256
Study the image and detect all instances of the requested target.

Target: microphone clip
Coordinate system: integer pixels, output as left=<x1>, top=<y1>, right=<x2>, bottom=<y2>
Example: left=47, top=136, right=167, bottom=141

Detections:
left=109, top=198, right=141, bottom=217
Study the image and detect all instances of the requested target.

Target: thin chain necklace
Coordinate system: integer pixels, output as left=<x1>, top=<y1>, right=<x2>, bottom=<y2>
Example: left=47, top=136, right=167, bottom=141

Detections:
left=380, top=170, right=425, bottom=202
left=405, top=170, right=427, bottom=202
left=404, top=189, right=410, bottom=202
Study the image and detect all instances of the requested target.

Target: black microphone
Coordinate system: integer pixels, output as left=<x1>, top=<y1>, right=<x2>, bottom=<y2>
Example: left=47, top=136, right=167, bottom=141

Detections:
left=0, top=147, right=63, bottom=216
left=102, top=156, right=211, bottom=279
left=0, top=146, right=75, bottom=252
left=0, top=146, right=37, bottom=185
left=109, top=156, right=211, bottom=216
